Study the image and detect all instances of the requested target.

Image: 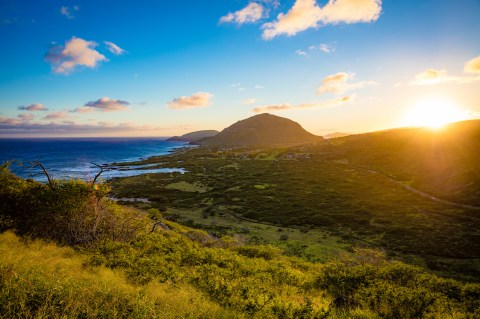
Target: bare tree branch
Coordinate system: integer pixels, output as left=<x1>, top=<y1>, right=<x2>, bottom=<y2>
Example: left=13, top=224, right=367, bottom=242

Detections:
left=91, top=163, right=112, bottom=186
left=29, top=161, right=55, bottom=187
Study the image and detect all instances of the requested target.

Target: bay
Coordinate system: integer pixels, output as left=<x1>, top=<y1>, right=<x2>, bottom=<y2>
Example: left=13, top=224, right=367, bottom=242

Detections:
left=0, top=137, right=188, bottom=181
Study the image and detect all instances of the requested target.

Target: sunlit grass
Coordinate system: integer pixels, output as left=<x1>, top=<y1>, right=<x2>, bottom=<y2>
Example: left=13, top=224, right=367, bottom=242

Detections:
left=165, top=181, right=211, bottom=193
left=0, top=231, right=229, bottom=318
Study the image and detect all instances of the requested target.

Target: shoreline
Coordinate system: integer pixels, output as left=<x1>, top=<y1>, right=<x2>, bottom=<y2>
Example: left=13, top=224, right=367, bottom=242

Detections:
left=1, top=139, right=192, bottom=182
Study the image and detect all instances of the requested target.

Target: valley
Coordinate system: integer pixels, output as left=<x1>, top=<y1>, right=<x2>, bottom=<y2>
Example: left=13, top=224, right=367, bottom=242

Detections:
left=111, top=119, right=480, bottom=280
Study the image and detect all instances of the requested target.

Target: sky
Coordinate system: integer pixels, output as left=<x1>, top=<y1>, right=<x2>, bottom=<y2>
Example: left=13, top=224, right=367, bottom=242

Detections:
left=0, top=0, right=479, bottom=137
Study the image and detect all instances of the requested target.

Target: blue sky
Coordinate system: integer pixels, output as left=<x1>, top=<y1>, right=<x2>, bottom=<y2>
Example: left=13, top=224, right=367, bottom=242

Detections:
left=1, top=0, right=479, bottom=137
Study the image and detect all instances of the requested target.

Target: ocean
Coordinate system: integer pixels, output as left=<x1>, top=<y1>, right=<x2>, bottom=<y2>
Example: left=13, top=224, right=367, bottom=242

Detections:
left=0, top=137, right=189, bottom=182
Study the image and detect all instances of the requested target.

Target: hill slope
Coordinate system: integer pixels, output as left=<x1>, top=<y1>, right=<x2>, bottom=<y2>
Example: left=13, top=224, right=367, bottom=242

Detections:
left=323, top=132, right=351, bottom=139
left=201, top=113, right=322, bottom=146
left=1, top=165, right=479, bottom=318
left=313, top=120, right=480, bottom=205
left=167, top=130, right=219, bottom=143
left=110, top=120, right=480, bottom=279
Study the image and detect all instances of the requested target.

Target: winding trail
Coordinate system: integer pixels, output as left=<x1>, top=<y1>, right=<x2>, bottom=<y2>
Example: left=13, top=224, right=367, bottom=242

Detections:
left=351, top=165, right=480, bottom=210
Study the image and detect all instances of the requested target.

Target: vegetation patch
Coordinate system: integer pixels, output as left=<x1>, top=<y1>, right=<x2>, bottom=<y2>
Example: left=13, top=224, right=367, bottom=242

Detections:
left=0, top=231, right=229, bottom=319
left=110, top=131, right=480, bottom=280
left=165, top=181, right=210, bottom=193
left=1, top=166, right=480, bottom=318
left=254, top=183, right=275, bottom=190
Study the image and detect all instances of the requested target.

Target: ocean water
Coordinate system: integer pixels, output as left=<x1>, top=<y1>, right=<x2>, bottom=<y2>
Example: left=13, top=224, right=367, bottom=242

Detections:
left=0, top=138, right=189, bottom=182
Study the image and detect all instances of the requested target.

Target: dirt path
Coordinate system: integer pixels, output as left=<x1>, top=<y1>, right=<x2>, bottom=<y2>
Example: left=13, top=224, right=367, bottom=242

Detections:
left=354, top=165, right=480, bottom=210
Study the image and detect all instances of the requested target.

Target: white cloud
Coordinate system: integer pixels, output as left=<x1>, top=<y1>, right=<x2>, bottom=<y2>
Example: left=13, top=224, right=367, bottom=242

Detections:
left=73, top=97, right=130, bottom=113
left=43, top=111, right=69, bottom=120
left=18, top=113, right=35, bottom=121
left=410, top=68, right=480, bottom=86
left=464, top=55, right=480, bottom=74
left=262, top=0, right=381, bottom=40
left=0, top=120, right=163, bottom=136
left=319, top=43, right=334, bottom=53
left=104, top=41, right=125, bottom=55
left=254, top=84, right=264, bottom=89
left=73, top=107, right=94, bottom=114
left=220, top=3, right=264, bottom=24
left=257, top=0, right=280, bottom=9
left=17, top=103, right=49, bottom=111
left=167, top=92, right=214, bottom=110
left=317, top=72, right=376, bottom=95
left=253, top=95, right=353, bottom=113
left=0, top=116, right=21, bottom=125
left=45, top=37, right=108, bottom=74
left=320, top=0, right=382, bottom=24
left=306, top=43, right=335, bottom=54
left=410, top=69, right=449, bottom=85
left=230, top=83, right=245, bottom=91
left=262, top=0, right=322, bottom=40
left=295, top=50, right=307, bottom=56
left=60, top=6, right=78, bottom=19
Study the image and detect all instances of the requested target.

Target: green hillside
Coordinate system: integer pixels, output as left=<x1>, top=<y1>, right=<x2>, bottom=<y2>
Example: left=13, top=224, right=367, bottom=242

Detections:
left=110, top=121, right=480, bottom=280
left=1, top=165, right=479, bottom=318
left=312, top=120, right=480, bottom=205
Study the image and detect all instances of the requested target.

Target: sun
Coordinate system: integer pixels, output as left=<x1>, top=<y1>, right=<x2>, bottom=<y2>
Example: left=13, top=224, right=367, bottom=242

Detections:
left=402, top=98, right=469, bottom=129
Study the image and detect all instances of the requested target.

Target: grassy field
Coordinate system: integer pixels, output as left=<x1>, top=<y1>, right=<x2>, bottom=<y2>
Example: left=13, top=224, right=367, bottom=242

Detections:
left=4, top=228, right=480, bottom=319
left=2, top=164, right=480, bottom=318
left=165, top=206, right=350, bottom=263
left=0, top=231, right=229, bottom=319
left=111, top=127, right=480, bottom=280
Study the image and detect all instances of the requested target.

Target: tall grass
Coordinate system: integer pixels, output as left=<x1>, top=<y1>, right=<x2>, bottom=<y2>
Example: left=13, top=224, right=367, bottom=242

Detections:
left=0, top=231, right=232, bottom=319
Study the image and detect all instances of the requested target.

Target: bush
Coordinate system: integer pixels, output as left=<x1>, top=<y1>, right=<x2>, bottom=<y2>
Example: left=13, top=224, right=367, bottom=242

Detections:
left=0, top=163, right=148, bottom=245
left=317, top=250, right=480, bottom=318
left=233, top=245, right=283, bottom=260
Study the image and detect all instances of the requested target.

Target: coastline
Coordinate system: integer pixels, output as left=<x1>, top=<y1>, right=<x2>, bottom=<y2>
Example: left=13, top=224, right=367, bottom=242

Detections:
left=0, top=138, right=191, bottom=182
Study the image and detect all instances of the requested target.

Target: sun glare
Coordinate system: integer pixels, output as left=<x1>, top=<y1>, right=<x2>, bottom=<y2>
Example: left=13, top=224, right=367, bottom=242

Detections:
left=403, top=98, right=469, bottom=129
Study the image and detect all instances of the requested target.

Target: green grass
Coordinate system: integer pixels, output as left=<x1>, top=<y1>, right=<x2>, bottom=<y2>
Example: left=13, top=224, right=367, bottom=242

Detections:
left=254, top=183, right=275, bottom=190
left=1, top=166, right=480, bottom=318
left=165, top=181, right=211, bottom=193
left=165, top=206, right=349, bottom=263
left=0, top=231, right=229, bottom=319
left=110, top=139, right=480, bottom=280
left=2, top=230, right=479, bottom=319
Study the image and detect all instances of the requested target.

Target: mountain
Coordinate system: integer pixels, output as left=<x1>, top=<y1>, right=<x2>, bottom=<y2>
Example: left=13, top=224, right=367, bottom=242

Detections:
left=167, top=130, right=219, bottom=143
left=200, top=113, right=322, bottom=146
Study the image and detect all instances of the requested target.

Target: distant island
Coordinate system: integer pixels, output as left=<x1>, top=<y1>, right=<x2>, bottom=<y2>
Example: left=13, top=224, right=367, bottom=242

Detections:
left=166, top=130, right=219, bottom=143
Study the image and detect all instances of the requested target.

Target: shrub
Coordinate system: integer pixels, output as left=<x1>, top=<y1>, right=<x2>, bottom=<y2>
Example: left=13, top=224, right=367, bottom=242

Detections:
left=0, top=163, right=148, bottom=245
left=233, top=245, right=283, bottom=260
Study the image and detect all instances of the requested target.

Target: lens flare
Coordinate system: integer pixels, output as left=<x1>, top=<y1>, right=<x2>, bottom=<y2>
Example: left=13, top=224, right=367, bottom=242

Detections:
left=402, top=98, right=469, bottom=129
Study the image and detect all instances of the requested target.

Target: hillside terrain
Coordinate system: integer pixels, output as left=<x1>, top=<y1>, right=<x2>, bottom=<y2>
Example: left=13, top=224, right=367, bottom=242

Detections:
left=111, top=120, right=480, bottom=280
left=201, top=113, right=323, bottom=146
left=2, top=118, right=480, bottom=317
left=312, top=120, right=480, bottom=205
left=0, top=165, right=479, bottom=318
